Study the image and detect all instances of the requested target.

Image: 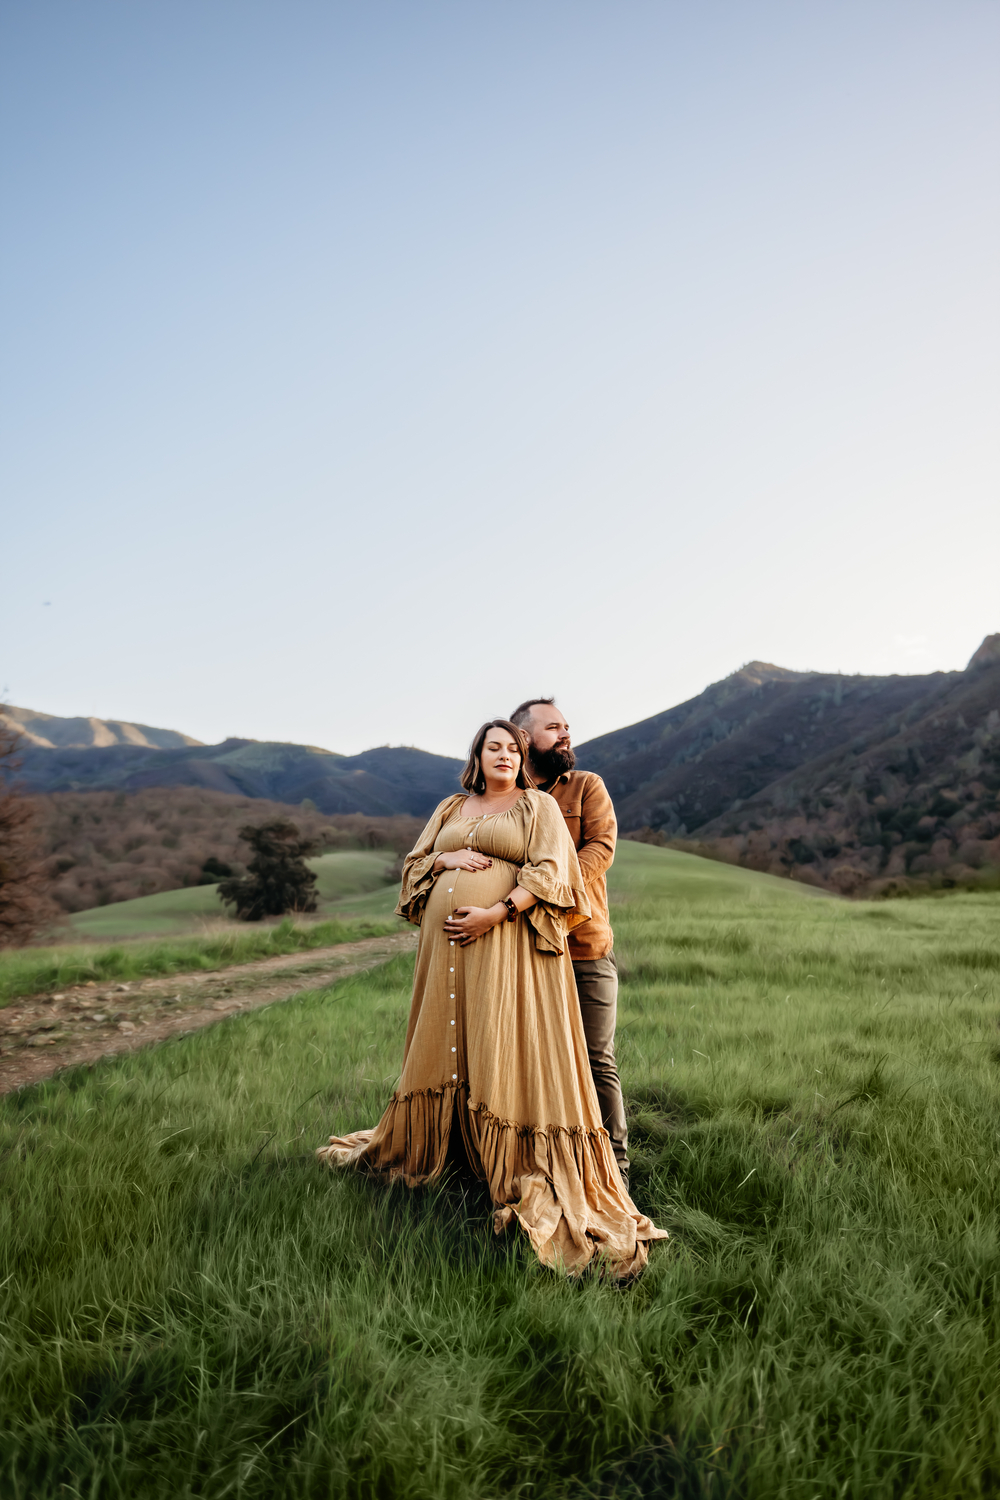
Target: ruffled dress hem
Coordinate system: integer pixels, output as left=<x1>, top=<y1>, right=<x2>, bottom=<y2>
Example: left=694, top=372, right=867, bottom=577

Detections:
left=316, top=1082, right=667, bottom=1280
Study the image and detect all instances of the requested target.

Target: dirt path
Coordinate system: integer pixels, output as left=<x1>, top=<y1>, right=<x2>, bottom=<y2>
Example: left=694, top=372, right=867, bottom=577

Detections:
left=0, top=932, right=418, bottom=1094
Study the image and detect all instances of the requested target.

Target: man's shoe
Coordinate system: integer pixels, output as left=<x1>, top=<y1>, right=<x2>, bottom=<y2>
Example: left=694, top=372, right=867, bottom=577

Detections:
left=617, top=1164, right=630, bottom=1195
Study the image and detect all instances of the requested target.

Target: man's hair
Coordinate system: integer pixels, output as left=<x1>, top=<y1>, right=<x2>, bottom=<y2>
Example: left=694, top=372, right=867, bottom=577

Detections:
left=509, top=697, right=555, bottom=733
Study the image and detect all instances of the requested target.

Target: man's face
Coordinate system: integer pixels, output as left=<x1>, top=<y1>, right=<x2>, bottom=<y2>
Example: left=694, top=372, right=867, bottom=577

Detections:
left=526, top=704, right=571, bottom=756
left=524, top=704, right=576, bottom=779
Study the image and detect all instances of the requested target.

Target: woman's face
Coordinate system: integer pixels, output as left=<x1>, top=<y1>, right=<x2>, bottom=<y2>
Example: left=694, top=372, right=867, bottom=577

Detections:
left=479, top=731, right=522, bottom=790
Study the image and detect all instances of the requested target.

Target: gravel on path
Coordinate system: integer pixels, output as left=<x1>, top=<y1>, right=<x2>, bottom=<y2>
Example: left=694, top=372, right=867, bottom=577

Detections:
left=0, top=931, right=418, bottom=1094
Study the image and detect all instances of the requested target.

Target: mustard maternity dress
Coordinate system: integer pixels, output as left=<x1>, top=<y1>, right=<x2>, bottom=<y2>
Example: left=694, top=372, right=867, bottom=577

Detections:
left=317, top=788, right=667, bottom=1278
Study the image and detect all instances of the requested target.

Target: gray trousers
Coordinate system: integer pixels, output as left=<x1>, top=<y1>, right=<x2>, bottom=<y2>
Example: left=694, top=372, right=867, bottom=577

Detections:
left=572, top=952, right=628, bottom=1171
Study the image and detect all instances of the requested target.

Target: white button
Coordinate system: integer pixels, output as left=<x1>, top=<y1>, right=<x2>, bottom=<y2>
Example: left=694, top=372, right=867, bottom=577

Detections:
left=451, top=1046, right=456, bottom=1053
left=447, top=888, right=453, bottom=893
left=449, top=967, right=454, bottom=973
left=450, top=941, right=454, bottom=947
left=450, top=1019, right=455, bottom=1025
left=450, top=994, right=454, bottom=999
left=452, top=1073, right=457, bottom=1080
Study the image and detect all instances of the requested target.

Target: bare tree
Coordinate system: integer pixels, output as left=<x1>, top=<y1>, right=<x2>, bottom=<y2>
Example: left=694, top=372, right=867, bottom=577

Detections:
left=0, top=712, right=57, bottom=946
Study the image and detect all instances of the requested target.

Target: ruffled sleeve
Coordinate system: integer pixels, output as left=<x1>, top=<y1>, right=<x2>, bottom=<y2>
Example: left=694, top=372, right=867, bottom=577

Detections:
left=516, top=790, right=592, bottom=954
left=394, top=795, right=465, bottom=925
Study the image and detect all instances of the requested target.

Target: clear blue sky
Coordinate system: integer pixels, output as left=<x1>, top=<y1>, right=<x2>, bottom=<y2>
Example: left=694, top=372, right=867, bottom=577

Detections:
left=3, top=2, right=998, bottom=756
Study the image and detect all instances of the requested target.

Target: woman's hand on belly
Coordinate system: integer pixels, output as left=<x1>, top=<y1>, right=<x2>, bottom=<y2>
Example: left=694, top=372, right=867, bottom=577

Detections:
left=444, top=904, right=504, bottom=946
left=434, top=850, right=493, bottom=873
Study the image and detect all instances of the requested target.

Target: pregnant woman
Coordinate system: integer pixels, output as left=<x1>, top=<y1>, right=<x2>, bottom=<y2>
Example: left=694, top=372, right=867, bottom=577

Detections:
left=317, top=719, right=666, bottom=1278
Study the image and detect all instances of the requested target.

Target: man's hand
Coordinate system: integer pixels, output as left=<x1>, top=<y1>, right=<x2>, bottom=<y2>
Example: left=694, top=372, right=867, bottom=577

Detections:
left=444, top=905, right=502, bottom=946
left=435, top=850, right=493, bottom=873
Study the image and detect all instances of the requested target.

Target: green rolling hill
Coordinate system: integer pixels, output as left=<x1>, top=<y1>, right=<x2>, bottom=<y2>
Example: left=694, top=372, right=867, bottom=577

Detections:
left=67, top=850, right=402, bottom=941
left=64, top=840, right=821, bottom=944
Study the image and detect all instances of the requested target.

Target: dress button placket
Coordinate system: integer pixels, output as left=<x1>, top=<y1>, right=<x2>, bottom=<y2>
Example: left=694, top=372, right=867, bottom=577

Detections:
left=448, top=859, right=458, bottom=1085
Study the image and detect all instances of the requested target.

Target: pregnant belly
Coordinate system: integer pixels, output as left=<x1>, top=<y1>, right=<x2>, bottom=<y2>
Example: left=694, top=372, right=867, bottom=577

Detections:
left=425, top=858, right=519, bottom=920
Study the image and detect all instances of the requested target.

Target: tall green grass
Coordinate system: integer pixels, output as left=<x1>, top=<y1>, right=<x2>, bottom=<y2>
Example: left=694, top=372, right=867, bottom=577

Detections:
left=1, top=843, right=998, bottom=1497
left=0, top=915, right=400, bottom=1006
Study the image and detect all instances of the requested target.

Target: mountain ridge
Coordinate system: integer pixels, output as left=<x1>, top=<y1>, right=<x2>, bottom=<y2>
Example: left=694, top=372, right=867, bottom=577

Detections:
left=1, top=705, right=203, bottom=751
left=574, top=638, right=999, bottom=895
left=574, top=666, right=964, bottom=833
left=8, top=637, right=998, bottom=894
left=12, top=735, right=464, bottom=819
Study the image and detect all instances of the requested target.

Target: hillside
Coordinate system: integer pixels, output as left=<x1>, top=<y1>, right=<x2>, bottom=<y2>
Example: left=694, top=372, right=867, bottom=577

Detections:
left=0, top=705, right=202, bottom=750
left=15, top=737, right=464, bottom=817
left=575, top=660, right=962, bottom=830
left=31, top=787, right=422, bottom=914
left=576, top=635, right=1000, bottom=895
left=691, top=643, right=1000, bottom=895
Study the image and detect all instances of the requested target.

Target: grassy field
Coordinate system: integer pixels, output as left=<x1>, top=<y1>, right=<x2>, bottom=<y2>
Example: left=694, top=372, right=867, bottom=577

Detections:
left=0, top=850, right=405, bottom=1006
left=0, top=852, right=407, bottom=1002
left=0, top=916, right=402, bottom=1008
left=2, top=843, right=999, bottom=1497
left=66, top=851, right=399, bottom=941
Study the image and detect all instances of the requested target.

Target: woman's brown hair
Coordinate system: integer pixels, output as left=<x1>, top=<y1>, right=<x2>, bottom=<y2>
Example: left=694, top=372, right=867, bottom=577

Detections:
left=460, top=719, right=536, bottom=795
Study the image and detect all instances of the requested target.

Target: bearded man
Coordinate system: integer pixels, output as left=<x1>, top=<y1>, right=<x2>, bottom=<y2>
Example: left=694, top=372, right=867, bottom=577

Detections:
left=509, top=697, right=628, bottom=1189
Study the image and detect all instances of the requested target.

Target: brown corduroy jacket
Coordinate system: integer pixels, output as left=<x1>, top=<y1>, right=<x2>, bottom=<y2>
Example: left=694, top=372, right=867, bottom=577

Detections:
left=540, top=770, right=616, bottom=960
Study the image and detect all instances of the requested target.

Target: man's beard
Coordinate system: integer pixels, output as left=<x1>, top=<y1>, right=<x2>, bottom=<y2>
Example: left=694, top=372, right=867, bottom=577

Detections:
left=530, top=742, right=576, bottom=782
